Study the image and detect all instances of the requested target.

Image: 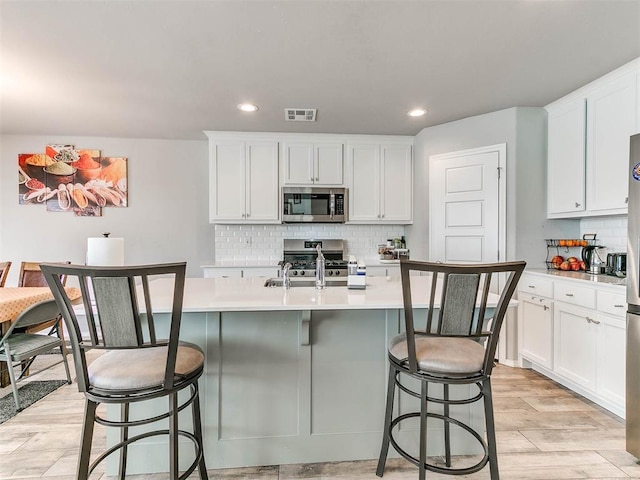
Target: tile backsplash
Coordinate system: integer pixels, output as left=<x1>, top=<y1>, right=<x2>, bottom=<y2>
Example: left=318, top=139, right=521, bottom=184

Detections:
left=580, top=215, right=627, bottom=253
left=214, top=224, right=406, bottom=263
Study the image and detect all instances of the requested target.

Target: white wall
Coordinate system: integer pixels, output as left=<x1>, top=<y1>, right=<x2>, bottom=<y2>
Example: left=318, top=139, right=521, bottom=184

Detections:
left=0, top=135, right=212, bottom=285
left=409, top=106, right=579, bottom=269
left=580, top=216, right=628, bottom=253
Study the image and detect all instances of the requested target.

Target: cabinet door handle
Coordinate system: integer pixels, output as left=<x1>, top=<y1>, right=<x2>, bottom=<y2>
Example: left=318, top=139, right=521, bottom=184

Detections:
left=310, top=177, right=314, bottom=182
left=301, top=311, right=311, bottom=346
left=626, top=197, right=629, bottom=204
left=575, top=202, right=581, bottom=208
left=315, top=177, right=319, bottom=182
left=565, top=293, right=574, bottom=297
left=543, top=305, right=549, bottom=311
left=586, top=317, right=601, bottom=324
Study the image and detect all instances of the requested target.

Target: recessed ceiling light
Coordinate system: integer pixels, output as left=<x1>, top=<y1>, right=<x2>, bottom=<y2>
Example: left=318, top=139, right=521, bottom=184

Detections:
left=408, top=108, right=427, bottom=117
left=238, top=103, right=259, bottom=112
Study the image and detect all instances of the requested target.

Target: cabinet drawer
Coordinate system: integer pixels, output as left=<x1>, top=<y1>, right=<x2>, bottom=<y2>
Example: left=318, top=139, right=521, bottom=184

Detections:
left=554, top=282, right=596, bottom=309
left=597, top=290, right=627, bottom=317
left=203, top=267, right=243, bottom=279
left=519, top=276, right=553, bottom=298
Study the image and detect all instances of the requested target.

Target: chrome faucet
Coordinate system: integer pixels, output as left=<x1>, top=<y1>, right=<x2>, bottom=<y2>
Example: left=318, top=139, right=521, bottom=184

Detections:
left=282, top=262, right=292, bottom=290
left=315, top=245, right=325, bottom=289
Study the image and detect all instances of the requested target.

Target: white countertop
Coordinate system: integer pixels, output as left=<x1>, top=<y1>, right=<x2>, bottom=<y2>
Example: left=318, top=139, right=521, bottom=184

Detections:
left=148, top=275, right=508, bottom=313
left=525, top=268, right=627, bottom=288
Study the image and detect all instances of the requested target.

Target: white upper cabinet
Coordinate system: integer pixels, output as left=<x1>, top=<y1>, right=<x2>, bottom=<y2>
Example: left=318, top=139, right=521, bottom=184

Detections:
left=586, top=71, right=638, bottom=213
left=547, top=98, right=587, bottom=216
left=546, top=58, right=639, bottom=218
left=347, top=142, right=413, bottom=224
left=209, top=139, right=279, bottom=223
left=282, top=142, right=343, bottom=185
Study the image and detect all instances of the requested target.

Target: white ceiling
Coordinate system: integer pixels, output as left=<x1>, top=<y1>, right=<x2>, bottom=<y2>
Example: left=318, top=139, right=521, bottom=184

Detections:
left=1, top=0, right=639, bottom=141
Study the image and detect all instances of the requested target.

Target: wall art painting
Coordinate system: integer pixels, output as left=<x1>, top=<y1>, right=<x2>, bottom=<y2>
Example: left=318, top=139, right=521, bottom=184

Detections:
left=18, top=145, right=128, bottom=217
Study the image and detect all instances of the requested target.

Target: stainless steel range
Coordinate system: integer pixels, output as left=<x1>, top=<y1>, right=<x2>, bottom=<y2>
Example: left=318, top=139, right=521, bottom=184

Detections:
left=279, top=239, right=347, bottom=279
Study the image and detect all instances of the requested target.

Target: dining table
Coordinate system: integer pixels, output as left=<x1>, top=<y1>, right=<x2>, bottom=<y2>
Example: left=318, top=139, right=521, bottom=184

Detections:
left=0, top=286, right=81, bottom=387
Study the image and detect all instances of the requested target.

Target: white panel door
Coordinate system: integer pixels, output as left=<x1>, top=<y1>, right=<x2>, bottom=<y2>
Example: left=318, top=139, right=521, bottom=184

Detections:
left=429, top=144, right=504, bottom=263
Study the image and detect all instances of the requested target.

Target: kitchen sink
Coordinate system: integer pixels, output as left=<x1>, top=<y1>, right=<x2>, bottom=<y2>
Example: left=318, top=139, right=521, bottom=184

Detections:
left=264, top=277, right=348, bottom=288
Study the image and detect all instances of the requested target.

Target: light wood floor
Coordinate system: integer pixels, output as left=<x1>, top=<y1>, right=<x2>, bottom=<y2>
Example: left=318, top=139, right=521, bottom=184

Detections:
left=0, top=355, right=638, bottom=479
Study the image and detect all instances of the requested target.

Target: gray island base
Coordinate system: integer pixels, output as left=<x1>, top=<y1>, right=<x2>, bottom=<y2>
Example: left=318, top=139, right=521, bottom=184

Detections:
left=110, top=276, right=497, bottom=475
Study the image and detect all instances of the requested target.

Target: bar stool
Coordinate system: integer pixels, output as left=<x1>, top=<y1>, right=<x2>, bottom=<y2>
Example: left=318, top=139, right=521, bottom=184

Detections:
left=41, top=262, right=208, bottom=480
left=376, top=259, right=525, bottom=480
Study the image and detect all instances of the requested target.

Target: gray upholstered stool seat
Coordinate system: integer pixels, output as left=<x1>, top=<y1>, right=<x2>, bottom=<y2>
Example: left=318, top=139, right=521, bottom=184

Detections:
left=388, top=333, right=485, bottom=376
left=89, top=343, right=205, bottom=391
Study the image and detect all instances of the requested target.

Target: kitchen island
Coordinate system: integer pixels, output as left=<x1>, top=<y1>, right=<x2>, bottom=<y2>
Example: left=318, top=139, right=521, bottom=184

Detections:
left=117, top=275, right=506, bottom=475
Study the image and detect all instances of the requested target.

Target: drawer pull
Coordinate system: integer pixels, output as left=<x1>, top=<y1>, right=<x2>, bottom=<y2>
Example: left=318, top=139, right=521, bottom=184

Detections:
left=586, top=317, right=601, bottom=325
left=565, top=293, right=574, bottom=297
left=614, top=304, right=625, bottom=308
left=528, top=285, right=535, bottom=288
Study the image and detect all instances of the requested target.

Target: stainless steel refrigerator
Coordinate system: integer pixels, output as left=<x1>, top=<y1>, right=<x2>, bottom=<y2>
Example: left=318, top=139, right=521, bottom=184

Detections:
left=628, top=133, right=640, bottom=457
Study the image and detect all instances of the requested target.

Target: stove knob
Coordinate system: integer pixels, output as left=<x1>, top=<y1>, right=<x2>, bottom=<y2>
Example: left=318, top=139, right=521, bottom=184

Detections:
left=327, top=270, right=334, bottom=276
left=292, top=270, right=298, bottom=276
left=334, top=270, right=341, bottom=276
left=300, top=270, right=306, bottom=276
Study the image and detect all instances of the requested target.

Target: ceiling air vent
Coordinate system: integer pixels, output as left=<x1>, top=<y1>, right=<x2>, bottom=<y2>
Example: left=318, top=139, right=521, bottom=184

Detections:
left=285, top=108, right=317, bottom=122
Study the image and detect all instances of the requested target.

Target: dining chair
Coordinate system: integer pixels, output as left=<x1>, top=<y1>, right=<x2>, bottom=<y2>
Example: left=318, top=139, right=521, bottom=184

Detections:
left=0, top=299, right=72, bottom=411
left=16, top=261, right=71, bottom=377
left=376, top=259, right=525, bottom=480
left=41, top=262, right=208, bottom=480
left=0, top=261, right=11, bottom=287
left=18, top=261, right=69, bottom=288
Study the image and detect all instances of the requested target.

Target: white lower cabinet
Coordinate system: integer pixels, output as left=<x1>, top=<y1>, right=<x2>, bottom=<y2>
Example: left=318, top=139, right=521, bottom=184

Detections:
left=519, top=293, right=553, bottom=369
left=365, top=265, right=401, bottom=277
left=203, top=266, right=279, bottom=279
left=595, top=313, right=626, bottom=407
left=518, top=272, right=626, bottom=417
left=553, top=302, right=597, bottom=390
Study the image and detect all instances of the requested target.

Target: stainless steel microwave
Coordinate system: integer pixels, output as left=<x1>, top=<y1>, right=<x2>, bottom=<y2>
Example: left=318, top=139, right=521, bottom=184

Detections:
left=282, top=187, right=347, bottom=223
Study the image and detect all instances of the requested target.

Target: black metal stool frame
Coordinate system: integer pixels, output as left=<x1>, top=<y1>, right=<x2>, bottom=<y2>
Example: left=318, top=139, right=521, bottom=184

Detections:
left=42, top=262, right=208, bottom=480
left=376, top=259, right=525, bottom=480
